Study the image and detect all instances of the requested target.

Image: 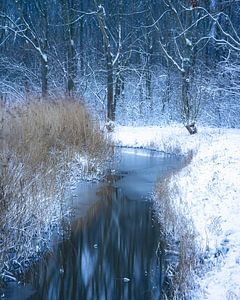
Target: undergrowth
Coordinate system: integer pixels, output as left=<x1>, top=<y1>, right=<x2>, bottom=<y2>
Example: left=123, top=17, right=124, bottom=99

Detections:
left=0, top=98, right=111, bottom=286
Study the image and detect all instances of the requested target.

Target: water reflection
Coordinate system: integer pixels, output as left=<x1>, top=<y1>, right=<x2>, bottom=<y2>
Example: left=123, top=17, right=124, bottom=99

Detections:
left=5, top=149, right=182, bottom=300
left=27, top=188, right=164, bottom=300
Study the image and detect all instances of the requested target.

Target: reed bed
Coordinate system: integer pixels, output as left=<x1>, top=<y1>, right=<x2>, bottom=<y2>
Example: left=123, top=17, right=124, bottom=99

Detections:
left=0, top=98, right=111, bottom=285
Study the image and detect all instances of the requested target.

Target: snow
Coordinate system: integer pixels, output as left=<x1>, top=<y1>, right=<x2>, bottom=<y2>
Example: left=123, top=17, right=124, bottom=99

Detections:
left=186, top=38, right=193, bottom=46
left=42, top=53, right=48, bottom=63
left=113, top=125, right=240, bottom=300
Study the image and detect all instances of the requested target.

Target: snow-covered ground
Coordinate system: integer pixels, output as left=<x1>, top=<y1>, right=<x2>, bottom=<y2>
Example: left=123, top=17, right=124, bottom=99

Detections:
left=113, top=125, right=240, bottom=300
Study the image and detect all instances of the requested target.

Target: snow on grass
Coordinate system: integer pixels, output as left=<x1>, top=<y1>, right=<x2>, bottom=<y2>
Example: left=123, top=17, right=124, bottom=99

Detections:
left=113, top=125, right=240, bottom=299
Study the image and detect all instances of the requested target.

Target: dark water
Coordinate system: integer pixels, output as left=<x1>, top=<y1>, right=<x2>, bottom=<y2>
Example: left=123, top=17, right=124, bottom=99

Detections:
left=4, top=148, right=181, bottom=300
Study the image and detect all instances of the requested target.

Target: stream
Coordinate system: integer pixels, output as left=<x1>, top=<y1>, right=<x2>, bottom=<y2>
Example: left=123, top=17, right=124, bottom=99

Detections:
left=4, top=148, right=182, bottom=300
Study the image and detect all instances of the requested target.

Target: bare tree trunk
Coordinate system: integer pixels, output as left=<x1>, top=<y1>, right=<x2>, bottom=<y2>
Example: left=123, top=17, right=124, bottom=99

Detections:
left=146, top=42, right=153, bottom=111
left=94, top=2, right=115, bottom=121
left=61, top=0, right=77, bottom=96
left=181, top=69, right=190, bottom=125
left=113, top=4, right=123, bottom=120
left=41, top=56, right=48, bottom=98
left=114, top=68, right=122, bottom=118
left=162, top=60, right=171, bottom=112
left=182, top=69, right=197, bottom=134
left=107, top=51, right=114, bottom=120
left=79, top=0, right=84, bottom=77
left=41, top=3, right=48, bottom=98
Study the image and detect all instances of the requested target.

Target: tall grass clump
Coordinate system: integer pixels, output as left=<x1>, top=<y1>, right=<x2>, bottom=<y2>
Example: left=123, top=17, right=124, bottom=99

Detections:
left=0, top=98, right=111, bottom=284
left=155, top=152, right=203, bottom=299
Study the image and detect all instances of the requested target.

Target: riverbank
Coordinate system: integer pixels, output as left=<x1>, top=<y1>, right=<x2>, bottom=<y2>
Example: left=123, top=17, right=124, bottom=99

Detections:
left=5, top=147, right=181, bottom=299
left=0, top=99, right=111, bottom=285
left=114, top=125, right=240, bottom=299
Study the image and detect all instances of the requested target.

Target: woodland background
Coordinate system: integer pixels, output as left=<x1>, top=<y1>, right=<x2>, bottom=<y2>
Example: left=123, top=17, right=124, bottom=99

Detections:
left=0, top=0, right=240, bottom=127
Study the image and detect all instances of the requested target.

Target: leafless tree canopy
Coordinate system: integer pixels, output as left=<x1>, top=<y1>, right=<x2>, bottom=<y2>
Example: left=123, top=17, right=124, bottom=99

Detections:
left=0, top=0, right=240, bottom=127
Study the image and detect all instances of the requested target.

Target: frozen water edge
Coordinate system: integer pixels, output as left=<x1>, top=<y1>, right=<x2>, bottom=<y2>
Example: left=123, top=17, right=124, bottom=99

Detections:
left=113, top=125, right=240, bottom=300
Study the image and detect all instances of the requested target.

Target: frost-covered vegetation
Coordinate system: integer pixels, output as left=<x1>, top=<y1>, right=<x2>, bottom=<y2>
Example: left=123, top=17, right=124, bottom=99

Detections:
left=0, top=99, right=111, bottom=284
left=1, top=1, right=240, bottom=129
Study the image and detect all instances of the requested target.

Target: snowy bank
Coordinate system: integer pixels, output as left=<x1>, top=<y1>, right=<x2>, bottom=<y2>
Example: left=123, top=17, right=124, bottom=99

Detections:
left=113, top=125, right=240, bottom=299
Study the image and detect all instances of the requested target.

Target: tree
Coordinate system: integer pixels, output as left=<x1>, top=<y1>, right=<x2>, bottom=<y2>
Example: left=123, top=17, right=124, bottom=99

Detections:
left=93, top=1, right=125, bottom=122
left=0, top=0, right=50, bottom=97
left=60, top=0, right=78, bottom=96
left=151, top=0, right=240, bottom=133
left=0, top=0, right=239, bottom=129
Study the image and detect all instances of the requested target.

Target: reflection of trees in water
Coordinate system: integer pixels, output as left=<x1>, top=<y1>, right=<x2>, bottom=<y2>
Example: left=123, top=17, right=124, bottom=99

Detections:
left=28, top=182, right=165, bottom=300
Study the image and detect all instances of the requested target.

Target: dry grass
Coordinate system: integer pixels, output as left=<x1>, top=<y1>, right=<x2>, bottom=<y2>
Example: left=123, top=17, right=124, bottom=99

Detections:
left=0, top=98, right=111, bottom=284
left=155, top=151, right=202, bottom=299
left=1, top=99, right=109, bottom=165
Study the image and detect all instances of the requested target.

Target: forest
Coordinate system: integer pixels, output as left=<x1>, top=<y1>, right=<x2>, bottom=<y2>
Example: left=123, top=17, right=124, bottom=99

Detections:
left=1, top=0, right=240, bottom=128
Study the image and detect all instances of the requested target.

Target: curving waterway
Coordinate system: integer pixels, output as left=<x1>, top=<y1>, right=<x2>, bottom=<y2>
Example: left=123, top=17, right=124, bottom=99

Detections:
left=4, top=148, right=182, bottom=300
